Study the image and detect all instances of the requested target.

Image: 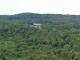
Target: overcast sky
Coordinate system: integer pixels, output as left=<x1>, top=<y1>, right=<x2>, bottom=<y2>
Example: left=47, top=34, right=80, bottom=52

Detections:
left=0, top=0, right=80, bottom=15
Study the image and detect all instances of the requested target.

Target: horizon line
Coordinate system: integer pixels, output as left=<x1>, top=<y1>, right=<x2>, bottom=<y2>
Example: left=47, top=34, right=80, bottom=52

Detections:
left=0, top=12, right=80, bottom=16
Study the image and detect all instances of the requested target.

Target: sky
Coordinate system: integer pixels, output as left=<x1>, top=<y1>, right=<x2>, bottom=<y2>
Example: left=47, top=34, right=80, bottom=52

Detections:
left=0, top=0, right=80, bottom=15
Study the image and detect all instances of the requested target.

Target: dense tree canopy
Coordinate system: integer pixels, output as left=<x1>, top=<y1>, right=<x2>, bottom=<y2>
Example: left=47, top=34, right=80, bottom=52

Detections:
left=0, top=13, right=80, bottom=60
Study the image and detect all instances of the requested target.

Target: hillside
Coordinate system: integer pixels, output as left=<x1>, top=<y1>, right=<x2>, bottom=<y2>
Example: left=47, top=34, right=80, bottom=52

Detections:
left=0, top=13, right=80, bottom=24
left=0, top=13, right=80, bottom=60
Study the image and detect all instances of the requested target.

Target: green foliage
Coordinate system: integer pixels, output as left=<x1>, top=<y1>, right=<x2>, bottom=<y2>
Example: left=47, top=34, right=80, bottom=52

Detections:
left=2, top=57, right=5, bottom=60
left=0, top=13, right=80, bottom=60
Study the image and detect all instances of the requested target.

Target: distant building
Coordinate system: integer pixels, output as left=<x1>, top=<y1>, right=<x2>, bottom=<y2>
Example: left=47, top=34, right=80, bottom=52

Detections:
left=33, top=23, right=42, bottom=26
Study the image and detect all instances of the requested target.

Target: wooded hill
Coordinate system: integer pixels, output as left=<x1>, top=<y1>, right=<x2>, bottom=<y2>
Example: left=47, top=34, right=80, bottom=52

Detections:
left=0, top=13, right=80, bottom=24
left=0, top=13, right=80, bottom=60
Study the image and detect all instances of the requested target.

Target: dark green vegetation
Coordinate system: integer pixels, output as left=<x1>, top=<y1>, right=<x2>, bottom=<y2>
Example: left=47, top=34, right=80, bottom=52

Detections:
left=0, top=13, right=80, bottom=60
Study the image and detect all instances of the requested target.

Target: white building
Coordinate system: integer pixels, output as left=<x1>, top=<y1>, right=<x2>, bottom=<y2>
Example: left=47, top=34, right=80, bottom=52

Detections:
left=33, top=23, right=42, bottom=26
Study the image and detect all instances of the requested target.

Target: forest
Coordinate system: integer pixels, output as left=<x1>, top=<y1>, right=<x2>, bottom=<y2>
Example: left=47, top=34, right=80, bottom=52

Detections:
left=0, top=13, right=80, bottom=60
